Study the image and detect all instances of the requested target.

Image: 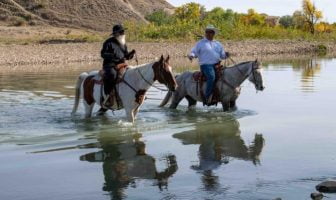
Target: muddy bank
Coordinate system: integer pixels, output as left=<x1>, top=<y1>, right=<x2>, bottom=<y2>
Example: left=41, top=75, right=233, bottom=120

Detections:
left=0, top=40, right=335, bottom=67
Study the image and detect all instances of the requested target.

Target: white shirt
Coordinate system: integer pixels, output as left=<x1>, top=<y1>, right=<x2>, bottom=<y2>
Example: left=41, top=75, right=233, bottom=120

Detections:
left=189, top=38, right=227, bottom=65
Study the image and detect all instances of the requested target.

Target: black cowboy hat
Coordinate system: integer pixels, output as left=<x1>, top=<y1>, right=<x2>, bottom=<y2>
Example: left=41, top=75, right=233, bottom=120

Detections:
left=112, top=24, right=126, bottom=35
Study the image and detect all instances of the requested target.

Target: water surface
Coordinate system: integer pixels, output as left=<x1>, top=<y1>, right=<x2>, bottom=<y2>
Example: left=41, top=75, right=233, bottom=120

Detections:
left=0, top=57, right=336, bottom=200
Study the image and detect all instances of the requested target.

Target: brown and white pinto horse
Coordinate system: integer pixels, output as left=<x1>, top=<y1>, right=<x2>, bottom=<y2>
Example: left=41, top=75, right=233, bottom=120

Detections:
left=72, top=55, right=177, bottom=123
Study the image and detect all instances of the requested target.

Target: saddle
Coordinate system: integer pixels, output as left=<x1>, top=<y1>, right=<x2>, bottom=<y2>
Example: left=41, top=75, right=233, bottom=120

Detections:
left=193, top=64, right=224, bottom=105
left=99, top=63, right=129, bottom=109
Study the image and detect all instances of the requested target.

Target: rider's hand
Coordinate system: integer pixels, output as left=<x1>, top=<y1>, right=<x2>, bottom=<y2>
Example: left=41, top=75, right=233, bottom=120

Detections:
left=128, top=49, right=136, bottom=59
left=187, top=54, right=194, bottom=62
left=225, top=52, right=230, bottom=58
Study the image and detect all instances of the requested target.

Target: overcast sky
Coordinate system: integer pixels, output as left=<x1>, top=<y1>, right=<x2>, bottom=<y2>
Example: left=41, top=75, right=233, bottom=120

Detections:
left=167, top=0, right=336, bottom=23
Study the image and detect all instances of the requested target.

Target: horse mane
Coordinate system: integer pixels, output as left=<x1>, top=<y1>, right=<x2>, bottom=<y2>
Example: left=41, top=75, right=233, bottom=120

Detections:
left=234, top=61, right=253, bottom=67
left=223, top=61, right=253, bottom=71
left=128, top=62, right=154, bottom=69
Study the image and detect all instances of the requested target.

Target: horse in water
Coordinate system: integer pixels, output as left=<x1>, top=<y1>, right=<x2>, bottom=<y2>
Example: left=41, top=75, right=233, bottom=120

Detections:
left=72, top=55, right=177, bottom=123
left=160, top=60, right=265, bottom=111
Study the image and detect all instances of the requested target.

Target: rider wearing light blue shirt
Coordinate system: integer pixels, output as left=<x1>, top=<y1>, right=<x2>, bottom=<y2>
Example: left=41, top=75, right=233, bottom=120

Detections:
left=189, top=38, right=227, bottom=65
left=188, top=25, right=230, bottom=105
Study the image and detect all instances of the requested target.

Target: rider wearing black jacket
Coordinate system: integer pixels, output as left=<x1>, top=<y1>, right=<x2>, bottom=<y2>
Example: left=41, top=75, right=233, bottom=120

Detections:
left=101, top=24, right=135, bottom=96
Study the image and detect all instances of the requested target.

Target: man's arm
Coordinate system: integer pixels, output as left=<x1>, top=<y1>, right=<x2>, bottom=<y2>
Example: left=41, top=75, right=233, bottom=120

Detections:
left=125, top=44, right=136, bottom=60
left=188, top=42, right=199, bottom=61
left=218, top=42, right=227, bottom=60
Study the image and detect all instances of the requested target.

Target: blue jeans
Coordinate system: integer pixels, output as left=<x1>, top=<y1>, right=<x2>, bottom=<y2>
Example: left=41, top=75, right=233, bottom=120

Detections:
left=200, top=64, right=216, bottom=99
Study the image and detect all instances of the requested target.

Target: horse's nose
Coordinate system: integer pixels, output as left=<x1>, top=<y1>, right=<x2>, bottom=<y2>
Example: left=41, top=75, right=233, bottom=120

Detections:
left=261, top=86, right=265, bottom=91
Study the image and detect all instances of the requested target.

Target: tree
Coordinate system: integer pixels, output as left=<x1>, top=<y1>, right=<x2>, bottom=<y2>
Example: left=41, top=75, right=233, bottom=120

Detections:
left=315, top=22, right=332, bottom=33
left=145, top=10, right=172, bottom=26
left=302, top=0, right=323, bottom=34
left=279, top=15, right=294, bottom=28
left=240, top=9, right=266, bottom=26
left=205, top=7, right=236, bottom=26
left=174, top=3, right=205, bottom=22
left=292, top=11, right=306, bottom=29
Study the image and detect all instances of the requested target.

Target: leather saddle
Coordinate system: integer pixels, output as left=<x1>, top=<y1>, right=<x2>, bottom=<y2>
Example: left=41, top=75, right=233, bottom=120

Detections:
left=99, top=63, right=128, bottom=81
left=192, top=65, right=224, bottom=105
left=192, top=65, right=223, bottom=82
left=99, top=63, right=129, bottom=110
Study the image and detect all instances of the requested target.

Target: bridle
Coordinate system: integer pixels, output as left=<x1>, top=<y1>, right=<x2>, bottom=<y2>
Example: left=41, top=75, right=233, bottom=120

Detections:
left=136, top=61, right=171, bottom=92
left=235, top=61, right=260, bottom=83
left=221, top=61, right=260, bottom=92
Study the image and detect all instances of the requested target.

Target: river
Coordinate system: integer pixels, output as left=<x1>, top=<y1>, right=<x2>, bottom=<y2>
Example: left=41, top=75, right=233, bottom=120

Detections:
left=0, top=57, right=336, bottom=200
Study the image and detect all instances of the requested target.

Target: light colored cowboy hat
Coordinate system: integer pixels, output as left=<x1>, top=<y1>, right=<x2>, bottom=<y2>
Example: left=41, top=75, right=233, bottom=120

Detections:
left=205, top=24, right=219, bottom=34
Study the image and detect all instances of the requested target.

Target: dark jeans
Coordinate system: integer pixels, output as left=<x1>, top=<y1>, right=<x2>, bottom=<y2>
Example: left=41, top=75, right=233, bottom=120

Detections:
left=103, top=66, right=115, bottom=95
left=200, top=64, right=216, bottom=99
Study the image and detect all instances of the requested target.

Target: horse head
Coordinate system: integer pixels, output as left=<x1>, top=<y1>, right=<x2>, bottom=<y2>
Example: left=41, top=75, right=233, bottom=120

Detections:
left=248, top=59, right=265, bottom=91
left=153, top=55, right=178, bottom=91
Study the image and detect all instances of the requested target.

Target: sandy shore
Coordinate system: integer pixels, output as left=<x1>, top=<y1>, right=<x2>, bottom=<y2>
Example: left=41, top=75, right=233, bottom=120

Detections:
left=0, top=40, right=335, bottom=67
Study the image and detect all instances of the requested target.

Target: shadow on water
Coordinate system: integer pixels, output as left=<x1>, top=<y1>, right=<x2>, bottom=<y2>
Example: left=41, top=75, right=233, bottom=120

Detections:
left=79, top=132, right=178, bottom=200
left=172, top=117, right=265, bottom=193
left=70, top=113, right=264, bottom=200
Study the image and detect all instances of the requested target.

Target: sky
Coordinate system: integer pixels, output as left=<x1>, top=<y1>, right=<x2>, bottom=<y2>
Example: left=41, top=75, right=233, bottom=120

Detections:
left=167, top=0, right=336, bottom=23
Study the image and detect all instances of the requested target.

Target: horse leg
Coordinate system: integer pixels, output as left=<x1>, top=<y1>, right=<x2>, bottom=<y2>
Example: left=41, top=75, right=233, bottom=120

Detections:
left=221, top=101, right=230, bottom=112
left=186, top=95, right=197, bottom=110
left=133, top=105, right=141, bottom=119
left=229, top=100, right=237, bottom=111
left=168, top=90, right=184, bottom=109
left=84, top=101, right=94, bottom=118
left=125, top=107, right=135, bottom=123
left=97, top=107, right=107, bottom=116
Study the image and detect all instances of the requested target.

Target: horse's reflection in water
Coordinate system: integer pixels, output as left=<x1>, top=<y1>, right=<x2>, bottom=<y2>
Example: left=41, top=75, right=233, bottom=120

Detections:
left=79, top=133, right=177, bottom=200
left=172, top=116, right=264, bottom=190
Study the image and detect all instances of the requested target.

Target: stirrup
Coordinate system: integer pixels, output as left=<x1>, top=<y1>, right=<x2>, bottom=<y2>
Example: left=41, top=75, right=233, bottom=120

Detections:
left=102, top=95, right=112, bottom=109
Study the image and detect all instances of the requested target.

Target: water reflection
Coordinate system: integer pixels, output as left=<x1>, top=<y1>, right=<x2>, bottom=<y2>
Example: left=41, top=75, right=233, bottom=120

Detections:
left=264, top=58, right=323, bottom=92
left=293, top=59, right=321, bottom=92
left=173, top=116, right=264, bottom=191
left=79, top=133, right=178, bottom=200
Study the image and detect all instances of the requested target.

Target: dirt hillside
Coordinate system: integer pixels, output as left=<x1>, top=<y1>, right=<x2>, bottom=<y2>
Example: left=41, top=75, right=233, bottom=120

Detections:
left=0, top=0, right=173, bottom=30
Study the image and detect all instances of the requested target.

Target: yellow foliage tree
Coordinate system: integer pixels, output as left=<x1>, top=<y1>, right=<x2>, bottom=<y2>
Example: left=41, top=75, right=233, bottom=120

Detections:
left=302, top=0, right=323, bottom=34
left=315, top=22, right=332, bottom=33
left=174, top=2, right=205, bottom=22
left=240, top=9, right=266, bottom=26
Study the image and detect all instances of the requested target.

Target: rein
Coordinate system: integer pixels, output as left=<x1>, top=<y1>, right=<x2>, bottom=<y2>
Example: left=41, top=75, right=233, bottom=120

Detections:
left=221, top=61, right=258, bottom=91
left=120, top=68, right=138, bottom=93
left=137, top=68, right=168, bottom=92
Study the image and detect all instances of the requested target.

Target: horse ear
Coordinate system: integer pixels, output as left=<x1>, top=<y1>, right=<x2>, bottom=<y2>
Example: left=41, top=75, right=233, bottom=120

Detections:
left=255, top=59, right=258, bottom=63
left=165, top=55, right=170, bottom=64
left=160, top=55, right=164, bottom=62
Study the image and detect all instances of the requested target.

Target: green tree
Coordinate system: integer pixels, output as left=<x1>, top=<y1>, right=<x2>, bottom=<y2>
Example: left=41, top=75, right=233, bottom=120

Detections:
left=145, top=10, right=173, bottom=26
left=279, top=15, right=294, bottom=28
left=292, top=11, right=306, bottom=29
left=205, top=8, right=236, bottom=26
left=302, top=0, right=323, bottom=34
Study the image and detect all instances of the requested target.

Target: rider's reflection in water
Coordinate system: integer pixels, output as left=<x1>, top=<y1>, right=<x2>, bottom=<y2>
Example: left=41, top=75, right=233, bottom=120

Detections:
left=173, top=117, right=264, bottom=191
left=79, top=133, right=178, bottom=200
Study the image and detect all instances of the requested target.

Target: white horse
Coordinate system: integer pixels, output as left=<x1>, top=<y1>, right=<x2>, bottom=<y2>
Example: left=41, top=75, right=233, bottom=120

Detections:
left=72, top=55, right=177, bottom=123
left=160, top=60, right=265, bottom=111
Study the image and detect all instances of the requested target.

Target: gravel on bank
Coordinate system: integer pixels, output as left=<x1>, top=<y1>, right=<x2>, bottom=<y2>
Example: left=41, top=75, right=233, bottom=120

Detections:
left=0, top=40, right=335, bottom=67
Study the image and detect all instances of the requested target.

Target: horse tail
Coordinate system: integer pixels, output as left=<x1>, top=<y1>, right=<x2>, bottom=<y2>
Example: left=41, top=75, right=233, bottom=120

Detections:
left=71, top=72, right=89, bottom=115
left=159, top=91, right=173, bottom=107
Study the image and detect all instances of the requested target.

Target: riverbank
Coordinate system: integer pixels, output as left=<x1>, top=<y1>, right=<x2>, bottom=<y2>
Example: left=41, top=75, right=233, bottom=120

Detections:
left=1, top=40, right=336, bottom=67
